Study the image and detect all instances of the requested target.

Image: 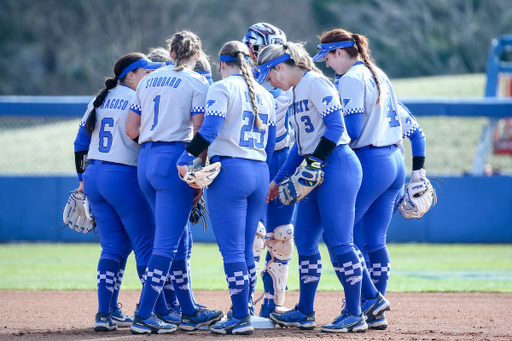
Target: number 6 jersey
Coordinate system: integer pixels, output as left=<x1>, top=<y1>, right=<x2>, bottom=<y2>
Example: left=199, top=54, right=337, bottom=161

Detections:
left=205, top=74, right=276, bottom=161
left=338, top=62, right=402, bottom=149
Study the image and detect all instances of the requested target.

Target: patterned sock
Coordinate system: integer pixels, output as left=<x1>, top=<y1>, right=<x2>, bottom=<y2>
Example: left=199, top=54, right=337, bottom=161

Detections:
left=368, top=247, right=391, bottom=295
left=169, top=258, right=196, bottom=316
left=97, top=258, right=120, bottom=314
left=356, top=247, right=379, bottom=301
left=297, top=253, right=322, bottom=314
left=335, top=250, right=363, bottom=316
left=331, top=261, right=344, bottom=284
left=248, top=263, right=257, bottom=308
left=224, top=262, right=249, bottom=319
left=137, top=254, right=171, bottom=319
left=110, top=256, right=128, bottom=312
left=163, top=274, right=179, bottom=309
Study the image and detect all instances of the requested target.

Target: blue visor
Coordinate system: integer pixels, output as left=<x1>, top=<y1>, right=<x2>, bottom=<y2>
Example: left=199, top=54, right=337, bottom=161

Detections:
left=312, top=41, right=355, bottom=61
left=219, top=54, right=250, bottom=63
left=118, top=58, right=165, bottom=79
left=256, top=53, right=291, bottom=84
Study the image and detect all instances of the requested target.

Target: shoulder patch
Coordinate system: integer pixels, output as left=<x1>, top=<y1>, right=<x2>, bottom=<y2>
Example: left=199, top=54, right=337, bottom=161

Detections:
left=206, top=99, right=217, bottom=109
left=343, top=98, right=351, bottom=107
left=321, top=95, right=334, bottom=106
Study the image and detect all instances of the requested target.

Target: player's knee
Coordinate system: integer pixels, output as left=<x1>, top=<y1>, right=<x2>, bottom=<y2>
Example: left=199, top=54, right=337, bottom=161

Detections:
left=267, top=224, right=294, bottom=261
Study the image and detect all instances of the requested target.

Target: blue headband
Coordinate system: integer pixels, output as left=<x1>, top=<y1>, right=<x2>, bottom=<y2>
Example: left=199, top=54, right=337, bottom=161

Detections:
left=256, top=53, right=291, bottom=84
left=219, top=54, right=250, bottom=63
left=118, top=58, right=164, bottom=80
left=312, top=41, right=355, bottom=61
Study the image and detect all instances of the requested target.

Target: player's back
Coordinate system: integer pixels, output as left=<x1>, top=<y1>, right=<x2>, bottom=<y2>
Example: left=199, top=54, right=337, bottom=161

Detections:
left=134, top=66, right=209, bottom=144
left=85, top=85, right=141, bottom=166
left=340, top=63, right=401, bottom=149
left=206, top=75, right=275, bottom=161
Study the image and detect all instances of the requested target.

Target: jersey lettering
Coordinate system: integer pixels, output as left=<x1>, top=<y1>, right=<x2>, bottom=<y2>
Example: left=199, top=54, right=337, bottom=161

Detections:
left=239, top=111, right=268, bottom=148
left=98, top=117, right=114, bottom=153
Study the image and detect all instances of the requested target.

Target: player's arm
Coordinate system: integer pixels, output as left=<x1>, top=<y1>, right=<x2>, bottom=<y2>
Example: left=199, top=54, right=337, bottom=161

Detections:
left=399, top=102, right=426, bottom=180
left=126, top=109, right=141, bottom=141
left=265, top=93, right=277, bottom=166
left=74, top=107, right=93, bottom=186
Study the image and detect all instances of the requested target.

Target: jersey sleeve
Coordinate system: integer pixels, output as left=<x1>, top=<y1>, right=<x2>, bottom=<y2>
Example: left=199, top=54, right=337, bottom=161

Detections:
left=339, top=74, right=365, bottom=117
left=129, top=88, right=142, bottom=115
left=205, top=82, right=229, bottom=119
left=191, top=77, right=209, bottom=116
left=398, top=102, right=419, bottom=139
left=308, top=77, right=342, bottom=120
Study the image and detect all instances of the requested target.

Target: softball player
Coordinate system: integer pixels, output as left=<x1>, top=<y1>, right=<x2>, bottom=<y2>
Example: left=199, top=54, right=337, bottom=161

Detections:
left=177, top=40, right=276, bottom=335
left=313, top=28, right=405, bottom=329
left=242, top=22, right=295, bottom=317
left=73, top=52, right=163, bottom=332
left=257, top=42, right=368, bottom=333
left=125, top=31, right=222, bottom=335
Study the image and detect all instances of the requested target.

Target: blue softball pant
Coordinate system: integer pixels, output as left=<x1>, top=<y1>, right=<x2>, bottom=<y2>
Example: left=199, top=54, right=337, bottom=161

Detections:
left=83, top=160, right=154, bottom=266
left=262, top=146, right=296, bottom=231
left=294, top=144, right=362, bottom=257
left=353, top=145, right=405, bottom=252
left=207, top=157, right=269, bottom=265
left=137, top=141, right=194, bottom=260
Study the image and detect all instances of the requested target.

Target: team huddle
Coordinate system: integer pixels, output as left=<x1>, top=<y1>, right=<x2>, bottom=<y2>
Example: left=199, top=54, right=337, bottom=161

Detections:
left=63, top=22, right=437, bottom=335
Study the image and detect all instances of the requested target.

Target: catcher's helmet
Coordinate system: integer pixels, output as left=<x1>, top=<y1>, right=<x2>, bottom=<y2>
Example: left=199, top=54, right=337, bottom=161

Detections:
left=242, top=23, right=286, bottom=60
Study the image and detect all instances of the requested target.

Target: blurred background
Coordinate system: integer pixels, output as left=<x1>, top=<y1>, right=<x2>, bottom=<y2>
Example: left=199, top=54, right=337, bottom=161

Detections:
left=1, top=0, right=512, bottom=244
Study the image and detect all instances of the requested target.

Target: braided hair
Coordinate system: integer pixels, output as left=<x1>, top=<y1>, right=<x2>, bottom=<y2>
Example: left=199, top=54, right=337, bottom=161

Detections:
left=319, top=29, right=382, bottom=105
left=84, top=52, right=145, bottom=134
left=219, top=41, right=263, bottom=129
left=167, top=30, right=203, bottom=72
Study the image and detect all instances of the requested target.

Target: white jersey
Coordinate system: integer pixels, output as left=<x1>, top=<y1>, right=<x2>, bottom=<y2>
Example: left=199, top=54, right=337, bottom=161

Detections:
left=339, top=62, right=402, bottom=149
left=130, top=66, right=209, bottom=144
left=80, top=85, right=141, bottom=166
left=274, top=89, right=293, bottom=150
left=397, top=102, right=420, bottom=158
left=290, top=71, right=350, bottom=156
left=205, top=74, right=276, bottom=161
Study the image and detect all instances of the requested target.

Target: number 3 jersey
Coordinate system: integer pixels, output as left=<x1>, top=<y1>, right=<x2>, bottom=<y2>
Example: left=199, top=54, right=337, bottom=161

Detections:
left=205, top=74, right=276, bottom=162
left=338, top=62, right=402, bottom=149
left=290, top=71, right=350, bottom=155
left=80, top=84, right=141, bottom=166
left=130, top=66, right=210, bottom=144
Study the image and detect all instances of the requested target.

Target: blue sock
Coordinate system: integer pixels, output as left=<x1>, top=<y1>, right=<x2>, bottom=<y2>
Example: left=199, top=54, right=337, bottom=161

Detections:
left=224, top=262, right=249, bottom=319
left=169, top=258, right=196, bottom=316
left=163, top=274, right=179, bottom=309
left=297, top=253, right=322, bottom=314
left=110, top=256, right=128, bottom=312
left=368, top=247, right=391, bottom=295
left=137, top=254, right=171, bottom=319
left=187, top=259, right=198, bottom=306
left=355, top=247, right=379, bottom=302
left=97, top=258, right=120, bottom=315
left=335, top=250, right=363, bottom=316
left=248, top=263, right=257, bottom=307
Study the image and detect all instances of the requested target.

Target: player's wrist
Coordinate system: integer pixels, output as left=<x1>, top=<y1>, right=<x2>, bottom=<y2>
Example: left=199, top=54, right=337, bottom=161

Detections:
left=411, top=169, right=425, bottom=182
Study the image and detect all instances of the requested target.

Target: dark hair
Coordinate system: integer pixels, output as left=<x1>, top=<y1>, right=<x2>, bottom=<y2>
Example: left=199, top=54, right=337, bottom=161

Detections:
left=166, top=30, right=203, bottom=72
left=319, top=29, right=382, bottom=105
left=84, top=52, right=145, bottom=134
left=147, top=47, right=172, bottom=63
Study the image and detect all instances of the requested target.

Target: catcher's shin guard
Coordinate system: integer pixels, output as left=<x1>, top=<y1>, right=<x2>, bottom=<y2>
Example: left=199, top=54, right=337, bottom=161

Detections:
left=253, top=222, right=266, bottom=274
left=264, top=224, right=294, bottom=306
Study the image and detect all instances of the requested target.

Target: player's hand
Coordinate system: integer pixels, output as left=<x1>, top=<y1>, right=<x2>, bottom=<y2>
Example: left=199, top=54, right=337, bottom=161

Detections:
left=77, top=181, right=84, bottom=193
left=193, top=188, right=203, bottom=207
left=177, top=164, right=189, bottom=181
left=266, top=181, right=279, bottom=204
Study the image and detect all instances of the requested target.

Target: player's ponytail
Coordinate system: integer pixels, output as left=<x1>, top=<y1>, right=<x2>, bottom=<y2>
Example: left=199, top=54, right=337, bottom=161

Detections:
left=168, top=31, right=203, bottom=72
left=320, top=29, right=382, bottom=105
left=220, top=41, right=263, bottom=129
left=84, top=52, right=146, bottom=134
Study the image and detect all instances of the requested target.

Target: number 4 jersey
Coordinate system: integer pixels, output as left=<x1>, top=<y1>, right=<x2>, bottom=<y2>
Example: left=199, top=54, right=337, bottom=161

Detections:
left=338, top=62, right=402, bottom=149
left=80, top=84, right=141, bottom=166
left=205, top=74, right=276, bottom=162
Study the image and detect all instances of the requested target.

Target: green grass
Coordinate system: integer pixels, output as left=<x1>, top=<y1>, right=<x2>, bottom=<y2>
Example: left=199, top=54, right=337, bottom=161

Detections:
left=392, top=73, right=486, bottom=98
left=1, top=243, right=511, bottom=292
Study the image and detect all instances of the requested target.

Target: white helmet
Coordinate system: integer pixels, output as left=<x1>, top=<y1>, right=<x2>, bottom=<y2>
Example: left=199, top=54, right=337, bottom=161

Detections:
left=242, top=23, right=286, bottom=60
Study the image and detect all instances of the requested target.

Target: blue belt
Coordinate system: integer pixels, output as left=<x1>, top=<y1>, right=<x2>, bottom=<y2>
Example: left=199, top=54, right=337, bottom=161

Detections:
left=88, top=159, right=119, bottom=166
left=141, top=141, right=184, bottom=149
left=353, top=145, right=394, bottom=151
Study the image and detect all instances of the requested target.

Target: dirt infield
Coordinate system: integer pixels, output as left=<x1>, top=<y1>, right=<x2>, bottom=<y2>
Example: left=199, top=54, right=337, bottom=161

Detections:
left=1, top=290, right=511, bottom=340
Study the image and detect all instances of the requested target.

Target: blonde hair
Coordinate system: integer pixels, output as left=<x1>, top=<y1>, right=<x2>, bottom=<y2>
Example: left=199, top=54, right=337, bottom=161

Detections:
left=257, top=42, right=324, bottom=75
left=219, top=40, right=263, bottom=129
left=320, top=29, right=381, bottom=105
left=166, top=30, right=203, bottom=71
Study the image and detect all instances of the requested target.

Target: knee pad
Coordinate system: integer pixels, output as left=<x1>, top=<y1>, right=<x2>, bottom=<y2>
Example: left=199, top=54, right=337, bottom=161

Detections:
left=264, top=224, right=294, bottom=306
